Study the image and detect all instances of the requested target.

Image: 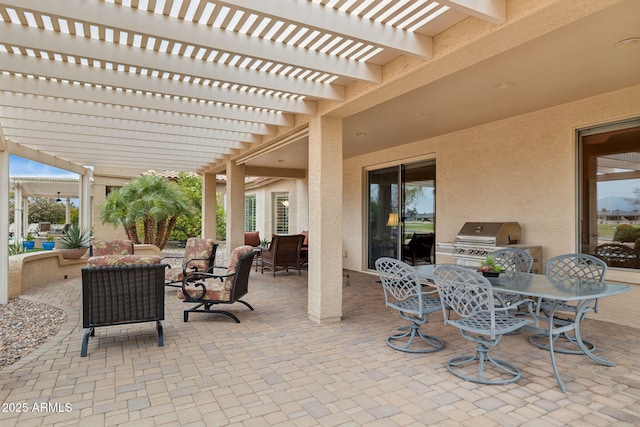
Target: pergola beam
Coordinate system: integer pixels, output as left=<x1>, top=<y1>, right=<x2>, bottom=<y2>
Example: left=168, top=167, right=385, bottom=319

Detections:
left=0, top=22, right=345, bottom=102
left=441, top=0, right=506, bottom=25
left=0, top=53, right=316, bottom=115
left=0, top=96, right=275, bottom=135
left=0, top=76, right=294, bottom=126
left=1, top=116, right=259, bottom=145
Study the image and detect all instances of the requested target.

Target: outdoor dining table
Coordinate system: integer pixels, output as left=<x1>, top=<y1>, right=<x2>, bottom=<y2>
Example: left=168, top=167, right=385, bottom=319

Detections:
left=415, top=264, right=632, bottom=392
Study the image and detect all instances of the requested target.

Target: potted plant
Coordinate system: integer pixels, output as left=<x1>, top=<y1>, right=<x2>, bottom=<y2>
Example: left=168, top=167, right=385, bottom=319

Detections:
left=477, top=255, right=505, bottom=277
left=58, top=224, right=91, bottom=259
left=42, top=234, right=56, bottom=250
left=23, top=233, right=36, bottom=250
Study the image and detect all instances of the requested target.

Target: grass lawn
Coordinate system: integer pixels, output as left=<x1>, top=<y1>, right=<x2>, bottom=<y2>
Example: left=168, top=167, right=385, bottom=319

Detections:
left=597, top=223, right=640, bottom=240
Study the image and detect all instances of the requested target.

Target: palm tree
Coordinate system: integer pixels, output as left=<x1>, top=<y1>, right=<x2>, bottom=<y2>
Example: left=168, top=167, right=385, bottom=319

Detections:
left=99, top=175, right=192, bottom=249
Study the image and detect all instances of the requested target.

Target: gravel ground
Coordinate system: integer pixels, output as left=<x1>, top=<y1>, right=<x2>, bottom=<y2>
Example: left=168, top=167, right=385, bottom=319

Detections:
left=0, top=298, right=67, bottom=370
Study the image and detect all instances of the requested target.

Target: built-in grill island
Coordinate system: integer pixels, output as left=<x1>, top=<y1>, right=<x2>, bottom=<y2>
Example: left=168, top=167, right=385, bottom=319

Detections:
left=435, top=222, right=543, bottom=273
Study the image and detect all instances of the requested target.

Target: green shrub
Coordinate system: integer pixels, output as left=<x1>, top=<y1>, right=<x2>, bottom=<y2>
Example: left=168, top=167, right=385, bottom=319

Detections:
left=612, top=224, right=640, bottom=243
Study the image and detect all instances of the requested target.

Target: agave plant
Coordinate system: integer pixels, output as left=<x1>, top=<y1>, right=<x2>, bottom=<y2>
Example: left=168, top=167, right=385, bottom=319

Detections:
left=59, top=224, right=92, bottom=249
left=9, top=242, right=25, bottom=255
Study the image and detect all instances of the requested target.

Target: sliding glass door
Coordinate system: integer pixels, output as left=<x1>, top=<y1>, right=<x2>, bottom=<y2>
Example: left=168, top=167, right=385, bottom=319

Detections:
left=367, top=160, right=436, bottom=269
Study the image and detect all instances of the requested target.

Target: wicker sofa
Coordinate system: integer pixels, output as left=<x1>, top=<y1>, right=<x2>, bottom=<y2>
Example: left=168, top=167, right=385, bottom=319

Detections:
left=81, top=257, right=167, bottom=357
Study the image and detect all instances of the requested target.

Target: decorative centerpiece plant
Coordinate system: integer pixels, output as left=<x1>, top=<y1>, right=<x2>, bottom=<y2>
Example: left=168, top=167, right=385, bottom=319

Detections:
left=477, top=255, right=505, bottom=274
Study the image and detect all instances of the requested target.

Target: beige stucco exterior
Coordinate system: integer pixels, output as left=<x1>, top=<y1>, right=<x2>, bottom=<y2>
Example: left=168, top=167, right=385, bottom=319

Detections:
left=342, top=83, right=640, bottom=328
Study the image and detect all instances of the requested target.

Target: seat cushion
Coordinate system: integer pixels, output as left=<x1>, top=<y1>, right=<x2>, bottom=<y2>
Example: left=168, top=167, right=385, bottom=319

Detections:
left=91, top=239, right=133, bottom=256
left=178, top=281, right=230, bottom=301
left=87, top=255, right=161, bottom=267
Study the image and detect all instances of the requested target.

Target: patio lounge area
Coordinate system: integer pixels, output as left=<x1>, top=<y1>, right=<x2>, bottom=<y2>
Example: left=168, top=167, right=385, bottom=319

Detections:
left=1, top=268, right=640, bottom=426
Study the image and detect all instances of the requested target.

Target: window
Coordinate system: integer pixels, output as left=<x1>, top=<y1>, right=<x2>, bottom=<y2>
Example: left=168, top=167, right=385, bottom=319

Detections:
left=273, top=193, right=289, bottom=234
left=245, top=195, right=256, bottom=231
left=367, top=160, right=436, bottom=269
left=579, top=119, right=640, bottom=270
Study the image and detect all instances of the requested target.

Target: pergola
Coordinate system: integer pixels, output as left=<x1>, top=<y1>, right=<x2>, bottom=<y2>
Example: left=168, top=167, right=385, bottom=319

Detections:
left=9, top=176, right=80, bottom=238
left=1, top=0, right=639, bottom=319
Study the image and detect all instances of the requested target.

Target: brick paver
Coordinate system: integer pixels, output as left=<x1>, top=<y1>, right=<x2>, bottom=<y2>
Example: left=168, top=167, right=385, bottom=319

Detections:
left=1, top=259, right=639, bottom=426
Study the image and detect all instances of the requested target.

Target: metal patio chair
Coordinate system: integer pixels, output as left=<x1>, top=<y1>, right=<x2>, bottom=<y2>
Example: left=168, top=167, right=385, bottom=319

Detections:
left=529, top=253, right=607, bottom=354
left=432, top=265, right=531, bottom=385
left=375, top=257, right=444, bottom=353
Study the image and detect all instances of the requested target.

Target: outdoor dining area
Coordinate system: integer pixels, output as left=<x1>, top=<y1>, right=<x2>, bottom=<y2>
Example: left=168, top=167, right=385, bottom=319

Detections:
left=1, top=245, right=639, bottom=426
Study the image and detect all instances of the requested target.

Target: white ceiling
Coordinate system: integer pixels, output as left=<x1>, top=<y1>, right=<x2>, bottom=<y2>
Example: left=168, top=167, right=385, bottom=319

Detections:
left=1, top=1, right=639, bottom=176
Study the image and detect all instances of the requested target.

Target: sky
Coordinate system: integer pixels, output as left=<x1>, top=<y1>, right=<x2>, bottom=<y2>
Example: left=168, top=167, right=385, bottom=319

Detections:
left=9, top=155, right=77, bottom=177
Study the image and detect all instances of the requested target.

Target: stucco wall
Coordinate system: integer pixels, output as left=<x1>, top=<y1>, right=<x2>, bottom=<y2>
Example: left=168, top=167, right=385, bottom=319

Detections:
left=344, top=84, right=640, bottom=269
left=343, top=84, right=640, bottom=327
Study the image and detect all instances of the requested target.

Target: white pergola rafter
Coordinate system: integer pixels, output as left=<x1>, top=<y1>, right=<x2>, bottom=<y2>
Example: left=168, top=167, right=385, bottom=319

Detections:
left=0, top=76, right=294, bottom=126
left=1, top=127, right=246, bottom=153
left=0, top=22, right=346, bottom=102
left=3, top=0, right=382, bottom=83
left=213, top=0, right=433, bottom=59
left=0, top=93, right=277, bottom=135
left=0, top=53, right=317, bottom=115
left=1, top=113, right=261, bottom=144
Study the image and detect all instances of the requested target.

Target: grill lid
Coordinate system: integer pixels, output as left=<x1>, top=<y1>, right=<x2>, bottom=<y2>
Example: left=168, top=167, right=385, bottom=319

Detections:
left=454, top=222, right=520, bottom=246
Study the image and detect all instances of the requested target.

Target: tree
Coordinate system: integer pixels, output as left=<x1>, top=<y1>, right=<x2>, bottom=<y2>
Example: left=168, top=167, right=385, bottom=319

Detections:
left=99, top=175, right=192, bottom=250
left=28, top=198, right=66, bottom=224
left=170, top=173, right=203, bottom=241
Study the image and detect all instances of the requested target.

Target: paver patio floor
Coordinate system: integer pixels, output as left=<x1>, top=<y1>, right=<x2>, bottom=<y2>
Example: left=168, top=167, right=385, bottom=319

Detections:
left=1, top=265, right=640, bottom=426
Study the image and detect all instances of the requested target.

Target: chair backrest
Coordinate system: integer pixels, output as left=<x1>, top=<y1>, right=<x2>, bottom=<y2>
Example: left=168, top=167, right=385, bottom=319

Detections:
left=183, top=238, right=217, bottom=272
left=545, top=253, right=607, bottom=282
left=375, top=257, right=423, bottom=315
left=271, top=234, right=304, bottom=264
left=90, top=239, right=134, bottom=256
left=300, top=230, right=309, bottom=246
left=432, top=265, right=498, bottom=337
left=491, top=248, right=533, bottom=273
left=244, top=231, right=260, bottom=247
left=226, top=245, right=256, bottom=300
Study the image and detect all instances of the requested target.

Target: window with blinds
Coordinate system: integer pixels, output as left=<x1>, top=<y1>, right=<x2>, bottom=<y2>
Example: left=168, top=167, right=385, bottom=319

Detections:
left=274, top=193, right=289, bottom=234
left=245, top=195, right=256, bottom=231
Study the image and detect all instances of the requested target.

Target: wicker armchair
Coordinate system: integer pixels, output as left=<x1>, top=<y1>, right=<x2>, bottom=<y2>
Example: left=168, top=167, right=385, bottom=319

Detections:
left=81, top=262, right=168, bottom=356
left=260, top=234, right=305, bottom=276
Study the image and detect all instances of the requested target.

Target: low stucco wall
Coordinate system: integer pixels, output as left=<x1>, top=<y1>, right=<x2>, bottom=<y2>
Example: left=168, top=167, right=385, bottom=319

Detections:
left=8, top=244, right=162, bottom=298
left=9, top=251, right=87, bottom=298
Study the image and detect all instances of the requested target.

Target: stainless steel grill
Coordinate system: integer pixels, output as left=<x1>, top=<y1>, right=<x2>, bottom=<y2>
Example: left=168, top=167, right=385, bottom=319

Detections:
left=436, top=222, right=543, bottom=273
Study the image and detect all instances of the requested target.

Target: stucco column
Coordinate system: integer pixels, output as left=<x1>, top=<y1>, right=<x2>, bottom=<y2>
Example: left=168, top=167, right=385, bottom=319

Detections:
left=22, top=194, right=29, bottom=238
left=80, top=168, right=92, bottom=232
left=0, top=141, right=9, bottom=304
left=225, top=160, right=245, bottom=259
left=13, top=184, right=22, bottom=243
left=308, top=116, right=343, bottom=323
left=202, top=172, right=217, bottom=240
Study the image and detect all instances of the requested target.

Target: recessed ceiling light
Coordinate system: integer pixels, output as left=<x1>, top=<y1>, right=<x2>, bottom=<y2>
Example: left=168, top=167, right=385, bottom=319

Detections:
left=614, top=37, right=640, bottom=48
left=356, top=132, right=367, bottom=137
left=493, top=81, right=514, bottom=89
left=413, top=112, right=425, bottom=118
